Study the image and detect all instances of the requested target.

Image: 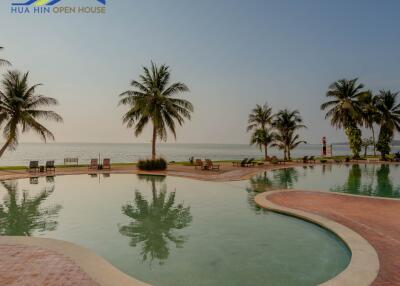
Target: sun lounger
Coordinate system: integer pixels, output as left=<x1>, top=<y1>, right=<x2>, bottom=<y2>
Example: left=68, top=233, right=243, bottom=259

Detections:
left=45, top=160, right=55, bottom=172
left=88, top=159, right=98, bottom=170
left=28, top=161, right=39, bottom=172
left=103, top=158, right=111, bottom=170
left=194, top=159, right=204, bottom=170
left=205, top=159, right=220, bottom=171
left=245, top=158, right=256, bottom=167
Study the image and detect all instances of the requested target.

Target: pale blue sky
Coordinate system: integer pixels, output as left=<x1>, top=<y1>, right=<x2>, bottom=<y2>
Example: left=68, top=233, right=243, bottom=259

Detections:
left=1, top=0, right=399, bottom=144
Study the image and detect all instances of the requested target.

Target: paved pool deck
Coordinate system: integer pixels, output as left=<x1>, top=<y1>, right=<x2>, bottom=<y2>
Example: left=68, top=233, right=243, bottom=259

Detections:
left=265, top=191, right=400, bottom=286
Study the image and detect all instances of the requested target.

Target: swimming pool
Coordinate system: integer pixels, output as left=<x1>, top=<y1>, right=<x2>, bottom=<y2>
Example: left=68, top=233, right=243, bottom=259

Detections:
left=0, top=174, right=350, bottom=286
left=245, top=163, right=400, bottom=198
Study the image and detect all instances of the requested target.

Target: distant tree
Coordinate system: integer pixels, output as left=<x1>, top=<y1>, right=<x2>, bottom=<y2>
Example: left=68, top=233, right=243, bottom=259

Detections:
left=249, top=128, right=275, bottom=159
left=375, top=90, right=400, bottom=159
left=272, top=109, right=306, bottom=160
left=361, top=137, right=374, bottom=158
left=321, top=78, right=367, bottom=158
left=119, top=62, right=193, bottom=160
left=0, top=71, right=63, bottom=158
left=247, top=103, right=274, bottom=160
left=0, top=46, right=11, bottom=66
left=358, top=90, right=379, bottom=155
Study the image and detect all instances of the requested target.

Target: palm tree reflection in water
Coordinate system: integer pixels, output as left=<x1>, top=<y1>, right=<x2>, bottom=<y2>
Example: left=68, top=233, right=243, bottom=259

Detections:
left=0, top=181, right=62, bottom=236
left=330, top=164, right=400, bottom=197
left=246, top=169, right=299, bottom=213
left=119, top=175, right=192, bottom=265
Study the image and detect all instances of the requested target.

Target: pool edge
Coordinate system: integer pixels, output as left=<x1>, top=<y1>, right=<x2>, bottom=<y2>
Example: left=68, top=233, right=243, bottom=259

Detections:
left=255, top=190, right=379, bottom=286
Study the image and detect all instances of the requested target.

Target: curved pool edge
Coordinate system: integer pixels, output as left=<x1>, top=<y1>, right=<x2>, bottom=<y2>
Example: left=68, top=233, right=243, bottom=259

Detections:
left=255, top=190, right=379, bottom=286
left=0, top=236, right=151, bottom=286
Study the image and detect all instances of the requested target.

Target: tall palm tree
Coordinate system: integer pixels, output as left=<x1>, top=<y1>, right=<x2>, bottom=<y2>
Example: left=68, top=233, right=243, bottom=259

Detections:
left=119, top=62, right=193, bottom=160
left=247, top=103, right=273, bottom=160
left=0, top=181, right=62, bottom=236
left=0, top=46, right=11, bottom=66
left=119, top=176, right=192, bottom=265
left=0, top=71, right=63, bottom=157
left=272, top=109, right=306, bottom=160
left=359, top=90, right=379, bottom=155
left=375, top=90, right=400, bottom=159
left=321, top=78, right=367, bottom=158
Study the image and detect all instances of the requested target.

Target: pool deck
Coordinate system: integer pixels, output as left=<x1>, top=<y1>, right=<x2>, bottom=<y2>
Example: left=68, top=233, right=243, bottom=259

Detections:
left=258, top=190, right=400, bottom=286
left=0, top=161, right=399, bottom=285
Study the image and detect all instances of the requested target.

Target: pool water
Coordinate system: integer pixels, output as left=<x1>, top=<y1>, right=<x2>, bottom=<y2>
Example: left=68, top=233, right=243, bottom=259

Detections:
left=0, top=174, right=350, bottom=286
left=245, top=164, right=400, bottom=198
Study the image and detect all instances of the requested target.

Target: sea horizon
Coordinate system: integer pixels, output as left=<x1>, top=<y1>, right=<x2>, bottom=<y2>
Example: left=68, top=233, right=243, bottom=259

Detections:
left=1, top=142, right=398, bottom=167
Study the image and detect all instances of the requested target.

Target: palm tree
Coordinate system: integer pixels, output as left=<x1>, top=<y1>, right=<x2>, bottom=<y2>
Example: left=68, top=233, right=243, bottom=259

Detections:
left=359, top=90, right=379, bottom=155
left=272, top=109, right=306, bottom=160
left=247, top=103, right=273, bottom=160
left=321, top=78, right=367, bottom=158
left=0, top=181, right=62, bottom=236
left=0, top=71, right=63, bottom=158
left=0, top=46, right=11, bottom=66
left=361, top=137, right=374, bottom=158
left=249, top=128, right=275, bottom=159
left=119, top=175, right=192, bottom=265
left=375, top=90, right=400, bottom=159
left=119, top=62, right=193, bottom=160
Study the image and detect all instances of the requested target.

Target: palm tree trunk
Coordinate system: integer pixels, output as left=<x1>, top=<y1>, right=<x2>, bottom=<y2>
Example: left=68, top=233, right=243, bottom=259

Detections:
left=371, top=126, right=376, bottom=156
left=264, top=144, right=268, bottom=161
left=0, top=139, right=11, bottom=158
left=151, top=125, right=157, bottom=160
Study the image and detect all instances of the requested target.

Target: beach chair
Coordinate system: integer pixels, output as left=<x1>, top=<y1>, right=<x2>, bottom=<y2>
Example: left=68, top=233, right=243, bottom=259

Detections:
left=240, top=158, right=249, bottom=167
left=232, top=158, right=247, bottom=167
left=88, top=159, right=98, bottom=170
left=246, top=158, right=256, bottom=167
left=28, top=161, right=39, bottom=172
left=205, top=159, right=220, bottom=171
left=194, top=159, right=205, bottom=169
left=45, top=160, right=55, bottom=172
left=103, top=158, right=111, bottom=170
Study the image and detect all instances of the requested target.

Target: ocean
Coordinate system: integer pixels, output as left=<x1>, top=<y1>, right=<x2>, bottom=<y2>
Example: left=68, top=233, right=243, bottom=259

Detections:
left=0, top=143, right=398, bottom=166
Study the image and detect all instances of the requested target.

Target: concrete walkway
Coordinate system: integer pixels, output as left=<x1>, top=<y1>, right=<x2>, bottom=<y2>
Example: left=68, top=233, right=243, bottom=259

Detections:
left=267, top=191, right=400, bottom=286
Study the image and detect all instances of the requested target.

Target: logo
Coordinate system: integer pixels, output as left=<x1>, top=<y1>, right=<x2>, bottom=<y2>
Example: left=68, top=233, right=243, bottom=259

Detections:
left=12, top=0, right=105, bottom=5
left=11, top=0, right=106, bottom=14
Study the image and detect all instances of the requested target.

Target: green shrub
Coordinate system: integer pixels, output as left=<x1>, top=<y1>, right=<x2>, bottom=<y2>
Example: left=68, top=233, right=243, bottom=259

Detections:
left=320, top=159, right=327, bottom=163
left=137, top=158, right=167, bottom=170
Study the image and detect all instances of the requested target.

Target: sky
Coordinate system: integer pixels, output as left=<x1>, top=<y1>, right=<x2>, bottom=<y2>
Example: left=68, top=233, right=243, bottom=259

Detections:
left=0, top=0, right=400, bottom=144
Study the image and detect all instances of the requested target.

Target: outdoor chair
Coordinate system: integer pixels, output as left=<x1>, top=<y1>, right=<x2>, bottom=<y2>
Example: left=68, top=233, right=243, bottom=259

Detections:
left=233, top=158, right=247, bottom=167
left=205, top=159, right=220, bottom=171
left=103, top=158, right=111, bottom=170
left=240, top=158, right=249, bottom=167
left=28, top=161, right=39, bottom=172
left=45, top=160, right=55, bottom=172
left=88, top=159, right=98, bottom=170
left=195, top=159, right=205, bottom=169
left=246, top=158, right=256, bottom=167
